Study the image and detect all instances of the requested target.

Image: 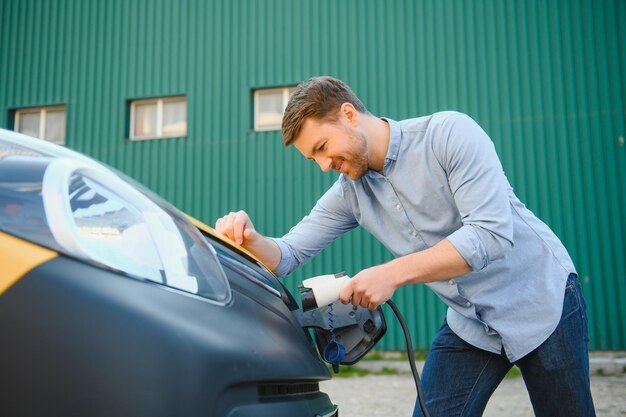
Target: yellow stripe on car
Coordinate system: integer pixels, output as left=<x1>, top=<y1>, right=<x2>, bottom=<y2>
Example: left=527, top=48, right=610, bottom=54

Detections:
left=0, top=231, right=58, bottom=295
left=185, top=214, right=275, bottom=275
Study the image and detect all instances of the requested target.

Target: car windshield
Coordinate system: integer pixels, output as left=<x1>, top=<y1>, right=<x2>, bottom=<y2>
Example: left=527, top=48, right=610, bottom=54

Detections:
left=0, top=132, right=230, bottom=303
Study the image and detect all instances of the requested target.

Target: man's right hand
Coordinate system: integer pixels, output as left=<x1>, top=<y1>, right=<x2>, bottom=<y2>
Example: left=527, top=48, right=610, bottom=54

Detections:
left=214, top=210, right=282, bottom=273
left=214, top=210, right=259, bottom=245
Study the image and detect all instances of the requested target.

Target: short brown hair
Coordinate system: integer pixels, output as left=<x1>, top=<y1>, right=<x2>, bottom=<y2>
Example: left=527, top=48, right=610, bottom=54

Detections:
left=281, top=76, right=369, bottom=146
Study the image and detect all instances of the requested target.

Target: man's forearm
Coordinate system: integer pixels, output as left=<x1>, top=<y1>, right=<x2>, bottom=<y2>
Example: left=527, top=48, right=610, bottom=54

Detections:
left=341, top=238, right=472, bottom=309
left=388, top=238, right=472, bottom=288
left=244, top=235, right=282, bottom=273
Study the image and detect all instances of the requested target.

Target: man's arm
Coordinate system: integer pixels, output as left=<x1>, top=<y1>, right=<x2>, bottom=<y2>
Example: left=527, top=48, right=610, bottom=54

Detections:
left=340, top=238, right=471, bottom=310
left=215, top=180, right=359, bottom=277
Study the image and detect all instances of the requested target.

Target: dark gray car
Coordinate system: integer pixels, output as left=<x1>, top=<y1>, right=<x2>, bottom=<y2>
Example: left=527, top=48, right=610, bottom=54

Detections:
left=0, top=129, right=385, bottom=417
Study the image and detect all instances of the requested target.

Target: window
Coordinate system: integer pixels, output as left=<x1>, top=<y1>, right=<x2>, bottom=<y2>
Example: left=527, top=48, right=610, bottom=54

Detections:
left=130, top=96, right=187, bottom=140
left=14, top=106, right=67, bottom=145
left=254, top=86, right=296, bottom=131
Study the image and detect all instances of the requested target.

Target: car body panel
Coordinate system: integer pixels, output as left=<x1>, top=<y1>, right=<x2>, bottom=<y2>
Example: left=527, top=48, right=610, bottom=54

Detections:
left=0, top=252, right=333, bottom=416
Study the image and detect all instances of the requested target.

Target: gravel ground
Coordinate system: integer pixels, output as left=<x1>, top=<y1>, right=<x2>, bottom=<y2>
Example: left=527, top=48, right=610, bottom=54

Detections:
left=321, top=361, right=626, bottom=417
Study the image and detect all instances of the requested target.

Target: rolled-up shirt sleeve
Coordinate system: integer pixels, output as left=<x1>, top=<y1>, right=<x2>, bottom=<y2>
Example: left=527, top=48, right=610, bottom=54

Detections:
left=434, top=112, right=514, bottom=271
left=271, top=180, right=358, bottom=277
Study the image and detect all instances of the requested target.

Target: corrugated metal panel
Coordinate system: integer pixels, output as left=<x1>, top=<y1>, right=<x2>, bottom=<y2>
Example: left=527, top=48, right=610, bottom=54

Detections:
left=0, top=0, right=624, bottom=351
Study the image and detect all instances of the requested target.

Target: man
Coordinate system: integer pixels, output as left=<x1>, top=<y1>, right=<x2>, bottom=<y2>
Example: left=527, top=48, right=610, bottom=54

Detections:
left=215, top=76, right=595, bottom=416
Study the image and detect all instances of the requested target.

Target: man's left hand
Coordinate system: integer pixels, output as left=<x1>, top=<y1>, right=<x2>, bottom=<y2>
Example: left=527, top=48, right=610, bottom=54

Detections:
left=339, top=264, right=399, bottom=310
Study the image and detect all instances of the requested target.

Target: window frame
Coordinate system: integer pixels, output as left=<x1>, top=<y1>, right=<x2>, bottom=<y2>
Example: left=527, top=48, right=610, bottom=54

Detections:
left=14, top=105, right=67, bottom=145
left=253, top=86, right=296, bottom=132
left=129, top=95, right=187, bottom=141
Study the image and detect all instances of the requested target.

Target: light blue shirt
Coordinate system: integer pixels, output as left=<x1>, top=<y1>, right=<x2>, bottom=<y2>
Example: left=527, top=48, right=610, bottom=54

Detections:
left=273, top=111, right=576, bottom=362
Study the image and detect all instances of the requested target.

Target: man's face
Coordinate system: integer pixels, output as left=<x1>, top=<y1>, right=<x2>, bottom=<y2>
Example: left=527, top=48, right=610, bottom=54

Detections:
left=293, top=116, right=369, bottom=180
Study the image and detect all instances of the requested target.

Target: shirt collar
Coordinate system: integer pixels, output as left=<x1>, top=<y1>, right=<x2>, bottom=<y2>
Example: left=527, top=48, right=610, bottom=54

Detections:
left=358, top=117, right=402, bottom=180
left=382, top=117, right=401, bottom=165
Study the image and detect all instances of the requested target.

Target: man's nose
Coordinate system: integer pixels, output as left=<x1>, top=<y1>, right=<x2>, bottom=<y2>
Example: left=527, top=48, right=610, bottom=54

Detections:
left=316, top=157, right=333, bottom=172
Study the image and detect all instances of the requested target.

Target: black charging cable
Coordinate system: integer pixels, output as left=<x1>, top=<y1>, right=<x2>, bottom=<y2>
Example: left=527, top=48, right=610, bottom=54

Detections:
left=386, top=300, right=430, bottom=417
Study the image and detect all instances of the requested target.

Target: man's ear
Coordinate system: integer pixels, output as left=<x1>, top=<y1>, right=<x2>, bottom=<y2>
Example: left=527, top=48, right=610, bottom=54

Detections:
left=340, top=102, right=359, bottom=127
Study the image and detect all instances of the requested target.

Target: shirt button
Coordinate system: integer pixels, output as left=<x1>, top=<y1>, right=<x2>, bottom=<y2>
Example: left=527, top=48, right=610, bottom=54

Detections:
left=395, top=204, right=401, bottom=210
left=466, top=301, right=473, bottom=308
left=410, top=230, right=417, bottom=236
left=448, top=280, right=455, bottom=286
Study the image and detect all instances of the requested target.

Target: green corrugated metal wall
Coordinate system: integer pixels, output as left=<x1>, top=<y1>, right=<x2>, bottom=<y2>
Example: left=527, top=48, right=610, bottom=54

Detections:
left=1, top=0, right=624, bottom=351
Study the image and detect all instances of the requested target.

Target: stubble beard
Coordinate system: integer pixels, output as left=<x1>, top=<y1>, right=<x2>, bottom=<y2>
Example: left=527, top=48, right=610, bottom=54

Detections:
left=344, top=131, right=369, bottom=180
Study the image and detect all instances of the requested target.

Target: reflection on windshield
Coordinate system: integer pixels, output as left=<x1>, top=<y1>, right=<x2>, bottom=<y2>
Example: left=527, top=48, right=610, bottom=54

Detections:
left=0, top=157, right=58, bottom=250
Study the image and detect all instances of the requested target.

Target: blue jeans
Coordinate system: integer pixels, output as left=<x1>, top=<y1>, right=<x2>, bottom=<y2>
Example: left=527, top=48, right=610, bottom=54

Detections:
left=413, top=274, right=595, bottom=417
